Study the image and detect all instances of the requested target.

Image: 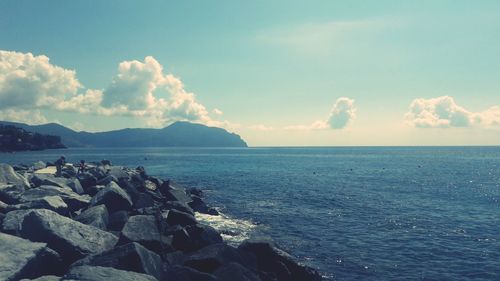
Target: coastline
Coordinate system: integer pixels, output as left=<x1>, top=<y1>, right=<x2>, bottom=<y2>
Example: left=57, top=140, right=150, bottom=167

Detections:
left=0, top=160, right=322, bottom=281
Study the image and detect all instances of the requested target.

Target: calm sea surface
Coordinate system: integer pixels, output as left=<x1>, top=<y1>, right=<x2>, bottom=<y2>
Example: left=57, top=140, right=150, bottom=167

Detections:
left=1, top=147, right=500, bottom=280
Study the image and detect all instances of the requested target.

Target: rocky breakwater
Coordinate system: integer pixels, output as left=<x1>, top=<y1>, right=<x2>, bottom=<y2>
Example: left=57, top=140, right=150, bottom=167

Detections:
left=0, top=161, right=323, bottom=281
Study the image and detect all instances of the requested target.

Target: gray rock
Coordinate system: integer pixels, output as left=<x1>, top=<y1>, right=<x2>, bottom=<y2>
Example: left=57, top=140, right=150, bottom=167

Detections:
left=1, top=209, right=34, bottom=235
left=7, top=195, right=68, bottom=215
left=164, top=201, right=194, bottom=216
left=118, top=215, right=162, bottom=253
left=163, top=265, right=219, bottom=281
left=0, top=163, right=30, bottom=188
left=164, top=209, right=197, bottom=226
left=214, top=262, right=262, bottom=281
left=96, top=175, right=118, bottom=186
left=20, top=209, right=118, bottom=264
left=0, top=199, right=8, bottom=213
left=31, top=174, right=84, bottom=195
left=62, top=265, right=158, bottom=281
left=107, top=210, right=129, bottom=231
left=90, top=182, right=132, bottom=213
left=19, top=185, right=90, bottom=212
left=184, top=243, right=245, bottom=273
left=107, top=166, right=130, bottom=180
left=0, top=184, right=26, bottom=204
left=32, top=161, right=47, bottom=171
left=21, top=276, right=61, bottom=281
left=75, top=205, right=109, bottom=230
left=72, top=242, right=163, bottom=280
left=160, top=182, right=192, bottom=204
left=0, top=232, right=63, bottom=281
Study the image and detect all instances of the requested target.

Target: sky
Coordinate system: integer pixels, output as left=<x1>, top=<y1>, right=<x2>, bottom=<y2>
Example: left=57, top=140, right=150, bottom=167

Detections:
left=1, top=0, right=500, bottom=146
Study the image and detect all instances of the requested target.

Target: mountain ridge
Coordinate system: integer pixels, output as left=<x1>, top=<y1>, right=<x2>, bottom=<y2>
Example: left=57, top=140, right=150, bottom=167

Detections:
left=0, top=121, right=248, bottom=148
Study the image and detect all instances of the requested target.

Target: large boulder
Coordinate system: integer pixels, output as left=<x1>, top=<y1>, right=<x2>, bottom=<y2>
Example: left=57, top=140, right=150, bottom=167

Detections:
left=118, top=215, right=162, bottom=253
left=72, top=242, right=163, bottom=280
left=164, top=201, right=194, bottom=216
left=163, top=265, right=219, bottom=281
left=90, top=182, right=132, bottom=213
left=184, top=243, right=245, bottom=273
left=18, top=185, right=90, bottom=212
left=75, top=205, right=109, bottom=230
left=214, top=262, right=262, bottom=281
left=0, top=163, right=30, bottom=188
left=6, top=195, right=68, bottom=215
left=31, top=174, right=84, bottom=194
left=107, top=210, right=129, bottom=231
left=1, top=209, right=32, bottom=235
left=0, top=232, right=63, bottom=281
left=20, top=209, right=118, bottom=264
left=238, top=239, right=323, bottom=281
left=61, top=265, right=158, bottom=281
left=0, top=184, right=26, bottom=204
left=185, top=224, right=223, bottom=250
left=160, top=182, right=192, bottom=204
left=164, top=209, right=197, bottom=226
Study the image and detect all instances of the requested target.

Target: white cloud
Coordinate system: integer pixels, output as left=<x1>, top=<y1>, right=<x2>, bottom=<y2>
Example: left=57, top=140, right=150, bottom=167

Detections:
left=405, top=96, right=500, bottom=129
left=285, top=97, right=356, bottom=130
left=0, top=109, right=47, bottom=125
left=213, top=108, right=223, bottom=115
left=248, top=124, right=275, bottom=131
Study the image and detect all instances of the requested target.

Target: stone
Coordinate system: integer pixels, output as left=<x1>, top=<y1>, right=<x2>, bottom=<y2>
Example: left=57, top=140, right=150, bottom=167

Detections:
left=0, top=232, right=63, bottom=281
left=163, top=265, right=219, bottom=281
left=1, top=209, right=32, bottom=235
left=164, top=201, right=195, bottom=216
left=61, top=265, right=157, bottom=281
left=75, top=205, right=109, bottom=230
left=86, top=185, right=105, bottom=197
left=77, top=172, right=97, bottom=191
left=185, top=224, right=223, bottom=250
left=0, top=184, right=26, bottom=204
left=184, top=243, right=245, bottom=273
left=6, top=195, right=69, bottom=215
left=21, top=276, right=61, bottom=281
left=0, top=199, right=8, bottom=213
left=31, top=174, right=84, bottom=195
left=118, top=215, right=162, bottom=253
left=71, top=242, right=163, bottom=280
left=238, top=239, right=322, bottom=281
left=172, top=227, right=193, bottom=252
left=214, top=262, right=262, bottom=281
left=32, top=161, right=47, bottom=171
left=18, top=185, right=90, bottom=212
left=133, top=192, right=156, bottom=209
left=164, top=209, right=197, bottom=226
left=96, top=175, right=118, bottom=186
left=0, top=163, right=30, bottom=188
left=107, top=210, right=129, bottom=231
left=90, top=182, right=132, bottom=213
left=160, top=182, right=192, bottom=204
left=20, top=209, right=118, bottom=264
left=107, top=166, right=130, bottom=181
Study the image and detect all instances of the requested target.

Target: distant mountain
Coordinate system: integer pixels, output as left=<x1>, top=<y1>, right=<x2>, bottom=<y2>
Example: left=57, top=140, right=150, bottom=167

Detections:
left=0, top=121, right=248, bottom=148
left=0, top=124, right=66, bottom=151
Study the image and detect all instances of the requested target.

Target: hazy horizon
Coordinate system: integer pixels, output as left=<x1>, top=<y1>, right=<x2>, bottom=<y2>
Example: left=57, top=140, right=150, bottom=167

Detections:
left=1, top=1, right=500, bottom=146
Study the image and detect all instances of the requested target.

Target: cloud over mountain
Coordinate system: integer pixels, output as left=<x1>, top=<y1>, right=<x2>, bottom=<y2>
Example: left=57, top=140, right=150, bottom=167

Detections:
left=405, top=96, right=500, bottom=128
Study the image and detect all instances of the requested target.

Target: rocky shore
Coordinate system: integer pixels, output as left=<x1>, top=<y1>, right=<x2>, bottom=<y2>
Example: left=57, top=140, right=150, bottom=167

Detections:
left=0, top=160, right=323, bottom=281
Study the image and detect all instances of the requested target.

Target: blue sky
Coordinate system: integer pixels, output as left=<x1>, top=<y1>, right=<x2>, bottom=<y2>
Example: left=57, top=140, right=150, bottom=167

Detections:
left=1, top=0, right=500, bottom=145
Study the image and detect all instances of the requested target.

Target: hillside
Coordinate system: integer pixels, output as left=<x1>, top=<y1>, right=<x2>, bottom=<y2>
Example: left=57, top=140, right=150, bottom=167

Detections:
left=0, top=124, right=66, bottom=151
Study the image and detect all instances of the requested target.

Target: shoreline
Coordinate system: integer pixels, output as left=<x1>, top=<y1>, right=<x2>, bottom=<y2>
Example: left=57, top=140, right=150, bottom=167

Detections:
left=0, top=160, right=323, bottom=281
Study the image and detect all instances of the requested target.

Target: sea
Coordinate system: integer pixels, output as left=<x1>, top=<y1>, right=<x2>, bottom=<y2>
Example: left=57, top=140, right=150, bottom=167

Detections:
left=1, top=147, right=500, bottom=280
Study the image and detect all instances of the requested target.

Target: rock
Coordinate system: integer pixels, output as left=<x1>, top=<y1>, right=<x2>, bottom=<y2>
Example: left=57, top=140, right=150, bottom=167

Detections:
left=6, top=195, right=69, bottom=215
left=1, top=209, right=32, bottom=235
left=188, top=195, right=212, bottom=214
left=238, top=239, right=323, bottom=281
left=86, top=184, right=105, bottom=196
left=75, top=205, right=109, bottom=230
left=184, top=243, right=245, bottom=273
left=72, top=242, right=163, bottom=280
left=61, top=265, right=158, bottom=281
left=144, top=180, right=157, bottom=191
left=90, top=182, right=132, bottom=213
left=21, top=275, right=61, bottom=281
left=0, top=163, right=30, bottom=188
left=18, top=185, right=90, bottom=212
left=185, top=224, right=223, bottom=250
left=107, top=210, right=129, bottom=231
left=164, top=201, right=195, bottom=216
left=163, top=265, right=219, bottom=281
left=164, top=209, right=197, bottom=226
left=96, top=175, right=118, bottom=186
left=214, top=262, right=262, bottom=281
left=77, top=172, right=97, bottom=191
left=172, top=227, right=193, bottom=252
left=0, top=184, right=26, bottom=204
left=187, top=187, right=203, bottom=197
left=107, top=166, right=130, bottom=181
left=32, top=161, right=47, bottom=171
left=160, top=182, right=192, bottom=204
left=133, top=192, right=156, bottom=209
left=118, top=215, right=162, bottom=253
left=87, top=166, right=108, bottom=180
left=31, top=174, right=84, bottom=195
left=0, top=199, right=8, bottom=213
left=0, top=232, right=63, bottom=281
left=20, top=209, right=118, bottom=264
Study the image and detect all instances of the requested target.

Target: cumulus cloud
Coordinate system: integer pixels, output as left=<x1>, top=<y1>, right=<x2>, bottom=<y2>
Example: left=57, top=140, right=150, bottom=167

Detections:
left=213, top=108, right=223, bottom=115
left=405, top=96, right=500, bottom=129
left=0, top=109, right=47, bottom=125
left=248, top=124, right=275, bottom=131
left=0, top=50, right=226, bottom=128
left=285, top=97, right=356, bottom=130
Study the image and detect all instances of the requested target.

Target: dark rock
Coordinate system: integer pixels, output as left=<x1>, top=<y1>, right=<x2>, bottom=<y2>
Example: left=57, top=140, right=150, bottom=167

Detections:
left=187, top=187, right=203, bottom=197
left=0, top=184, right=26, bottom=204
left=75, top=205, right=109, bottom=230
left=184, top=243, right=245, bottom=273
left=86, top=184, right=105, bottom=196
left=118, top=215, right=162, bottom=253
left=163, top=265, right=219, bottom=281
left=160, top=182, right=192, bottom=204
left=185, top=224, right=223, bottom=250
left=77, top=172, right=98, bottom=191
left=0, top=232, right=63, bottom=281
left=87, top=166, right=107, bottom=180
left=107, top=210, right=129, bottom=231
left=172, top=227, right=192, bottom=252
left=107, top=166, right=130, bottom=181
left=164, top=251, right=186, bottom=266
left=96, top=175, right=118, bottom=186
left=21, top=275, right=61, bottom=281
left=0, top=212, right=4, bottom=225
left=0, top=163, right=30, bottom=188
left=72, top=242, right=163, bottom=280
left=18, top=185, right=90, bottom=212
left=188, top=195, right=212, bottom=214
left=133, top=192, right=156, bottom=209
left=62, top=265, right=157, bottom=281
left=164, top=201, right=194, bottom=216
left=1, top=209, right=32, bottom=235
left=214, top=262, right=262, bottom=281
left=164, top=209, right=197, bottom=226
left=0, top=199, right=8, bottom=213
left=20, top=209, right=118, bottom=264
left=238, top=239, right=323, bottom=281
left=6, top=195, right=68, bottom=215
left=31, top=174, right=84, bottom=195
left=90, top=181, right=132, bottom=213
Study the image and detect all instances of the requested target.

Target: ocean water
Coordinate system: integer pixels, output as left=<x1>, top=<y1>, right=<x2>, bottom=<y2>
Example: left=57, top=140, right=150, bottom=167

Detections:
left=1, top=147, right=500, bottom=280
